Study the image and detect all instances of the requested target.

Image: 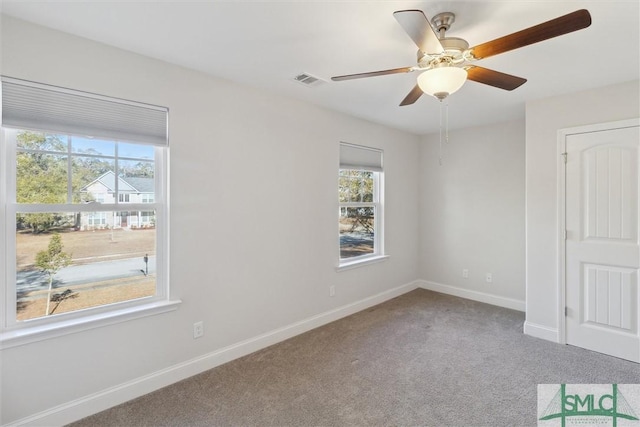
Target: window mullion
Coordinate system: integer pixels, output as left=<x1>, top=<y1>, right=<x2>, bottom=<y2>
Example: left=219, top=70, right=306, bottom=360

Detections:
left=67, top=136, right=73, bottom=203
left=339, top=202, right=375, bottom=208
left=154, top=147, right=163, bottom=204
left=114, top=143, right=119, bottom=207
left=13, top=203, right=88, bottom=213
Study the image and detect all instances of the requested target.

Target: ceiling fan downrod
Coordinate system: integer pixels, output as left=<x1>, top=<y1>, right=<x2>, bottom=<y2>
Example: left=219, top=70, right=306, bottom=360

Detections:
left=431, top=12, right=455, bottom=38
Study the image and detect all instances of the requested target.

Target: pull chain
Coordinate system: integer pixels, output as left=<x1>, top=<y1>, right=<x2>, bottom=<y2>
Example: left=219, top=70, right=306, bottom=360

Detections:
left=437, top=99, right=452, bottom=165
left=445, top=101, right=449, bottom=143
left=438, top=99, right=443, bottom=165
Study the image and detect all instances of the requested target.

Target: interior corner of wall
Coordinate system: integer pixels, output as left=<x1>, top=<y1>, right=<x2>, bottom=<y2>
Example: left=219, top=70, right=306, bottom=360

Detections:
left=523, top=320, right=559, bottom=343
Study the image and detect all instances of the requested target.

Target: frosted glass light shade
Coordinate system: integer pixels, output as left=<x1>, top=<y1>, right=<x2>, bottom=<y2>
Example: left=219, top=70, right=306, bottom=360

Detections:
left=417, top=67, right=467, bottom=100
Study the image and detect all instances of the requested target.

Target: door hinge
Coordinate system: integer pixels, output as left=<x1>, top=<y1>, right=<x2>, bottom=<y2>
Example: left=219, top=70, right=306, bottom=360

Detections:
left=561, top=152, right=568, bottom=164
left=565, top=307, right=568, bottom=316
left=564, top=229, right=567, bottom=240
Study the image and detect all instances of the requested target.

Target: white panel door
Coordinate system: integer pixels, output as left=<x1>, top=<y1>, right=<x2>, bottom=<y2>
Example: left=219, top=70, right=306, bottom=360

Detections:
left=565, top=125, right=640, bottom=362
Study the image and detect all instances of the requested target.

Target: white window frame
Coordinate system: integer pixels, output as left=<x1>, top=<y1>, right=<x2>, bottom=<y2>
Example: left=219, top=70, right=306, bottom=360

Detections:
left=88, top=211, right=107, bottom=226
left=337, top=143, right=387, bottom=270
left=0, top=80, right=179, bottom=349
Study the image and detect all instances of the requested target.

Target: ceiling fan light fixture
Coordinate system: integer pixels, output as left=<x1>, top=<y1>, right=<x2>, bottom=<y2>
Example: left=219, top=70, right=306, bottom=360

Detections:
left=417, top=66, right=467, bottom=100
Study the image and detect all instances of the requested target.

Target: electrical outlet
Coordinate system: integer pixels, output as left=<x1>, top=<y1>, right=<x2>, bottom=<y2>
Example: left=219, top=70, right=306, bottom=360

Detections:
left=486, top=273, right=493, bottom=283
left=193, top=321, right=204, bottom=339
left=462, top=269, right=469, bottom=279
left=329, top=285, right=336, bottom=297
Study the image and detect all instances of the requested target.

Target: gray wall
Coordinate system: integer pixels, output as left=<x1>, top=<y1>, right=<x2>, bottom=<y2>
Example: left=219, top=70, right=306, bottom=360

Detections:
left=1, top=16, right=421, bottom=425
left=524, top=80, right=640, bottom=340
left=419, top=120, right=526, bottom=306
left=2, top=12, right=637, bottom=426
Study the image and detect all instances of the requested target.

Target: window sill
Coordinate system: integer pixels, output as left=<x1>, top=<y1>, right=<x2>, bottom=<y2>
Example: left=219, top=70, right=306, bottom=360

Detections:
left=336, top=255, right=389, bottom=272
left=0, top=299, right=181, bottom=350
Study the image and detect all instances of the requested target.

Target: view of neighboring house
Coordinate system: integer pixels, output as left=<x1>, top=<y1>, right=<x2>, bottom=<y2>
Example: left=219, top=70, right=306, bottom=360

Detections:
left=80, top=171, right=155, bottom=230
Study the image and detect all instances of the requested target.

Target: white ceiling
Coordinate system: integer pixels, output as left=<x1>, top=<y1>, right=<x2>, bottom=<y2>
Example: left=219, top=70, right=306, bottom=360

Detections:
left=1, top=0, right=639, bottom=135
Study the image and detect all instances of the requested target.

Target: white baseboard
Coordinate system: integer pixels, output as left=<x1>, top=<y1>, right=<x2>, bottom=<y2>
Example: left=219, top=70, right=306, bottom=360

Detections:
left=417, top=280, right=526, bottom=312
left=12, top=280, right=420, bottom=427
left=523, top=320, right=560, bottom=343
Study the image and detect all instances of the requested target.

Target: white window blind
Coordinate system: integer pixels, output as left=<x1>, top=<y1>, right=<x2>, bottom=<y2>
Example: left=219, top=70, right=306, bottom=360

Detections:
left=339, top=142, right=383, bottom=172
left=2, top=77, right=168, bottom=146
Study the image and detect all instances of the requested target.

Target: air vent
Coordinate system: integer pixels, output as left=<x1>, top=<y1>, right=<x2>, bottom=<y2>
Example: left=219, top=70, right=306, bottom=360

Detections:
left=292, top=72, right=326, bottom=88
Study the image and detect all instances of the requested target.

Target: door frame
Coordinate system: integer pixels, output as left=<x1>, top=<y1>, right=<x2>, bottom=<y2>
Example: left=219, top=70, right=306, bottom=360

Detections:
left=556, top=118, right=640, bottom=345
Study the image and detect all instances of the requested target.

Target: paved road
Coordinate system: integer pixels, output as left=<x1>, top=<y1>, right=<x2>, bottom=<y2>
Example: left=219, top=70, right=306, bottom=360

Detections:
left=17, top=256, right=156, bottom=293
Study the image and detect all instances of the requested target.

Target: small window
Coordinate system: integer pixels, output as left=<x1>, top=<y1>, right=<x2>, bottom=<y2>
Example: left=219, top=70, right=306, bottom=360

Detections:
left=338, top=143, right=384, bottom=266
left=87, top=212, right=107, bottom=226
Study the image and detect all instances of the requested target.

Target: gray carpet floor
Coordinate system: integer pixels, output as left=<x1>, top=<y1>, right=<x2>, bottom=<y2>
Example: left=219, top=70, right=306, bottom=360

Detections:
left=69, top=289, right=640, bottom=426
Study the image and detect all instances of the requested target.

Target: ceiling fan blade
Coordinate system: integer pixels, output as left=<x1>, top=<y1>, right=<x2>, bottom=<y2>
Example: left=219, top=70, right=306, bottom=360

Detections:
left=331, top=67, right=414, bottom=82
left=393, top=10, right=444, bottom=54
left=468, top=9, right=591, bottom=60
left=466, top=66, right=527, bottom=91
left=400, top=84, right=423, bottom=106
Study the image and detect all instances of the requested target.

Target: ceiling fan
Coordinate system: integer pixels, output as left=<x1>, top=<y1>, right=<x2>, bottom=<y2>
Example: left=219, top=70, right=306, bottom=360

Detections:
left=331, top=8, right=592, bottom=105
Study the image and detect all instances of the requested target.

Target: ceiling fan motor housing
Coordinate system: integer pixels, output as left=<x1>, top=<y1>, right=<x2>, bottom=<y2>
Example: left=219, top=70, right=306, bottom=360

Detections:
left=416, top=12, right=469, bottom=68
left=418, top=36, right=469, bottom=68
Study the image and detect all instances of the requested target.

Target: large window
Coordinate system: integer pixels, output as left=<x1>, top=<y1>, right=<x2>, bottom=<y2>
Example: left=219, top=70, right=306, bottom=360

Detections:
left=338, top=143, right=384, bottom=266
left=1, top=77, right=173, bottom=340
